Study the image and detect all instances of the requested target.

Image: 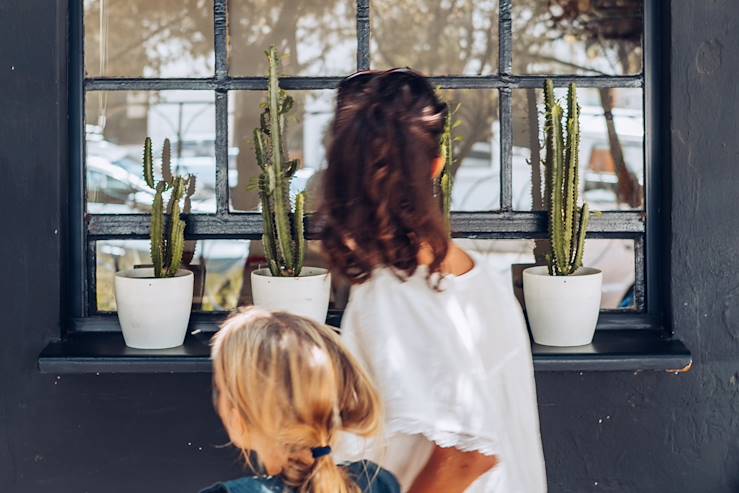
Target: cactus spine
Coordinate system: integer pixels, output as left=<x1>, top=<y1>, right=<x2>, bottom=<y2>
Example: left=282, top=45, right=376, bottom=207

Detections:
left=253, top=47, right=305, bottom=277
left=543, top=80, right=589, bottom=276
left=142, top=137, right=196, bottom=278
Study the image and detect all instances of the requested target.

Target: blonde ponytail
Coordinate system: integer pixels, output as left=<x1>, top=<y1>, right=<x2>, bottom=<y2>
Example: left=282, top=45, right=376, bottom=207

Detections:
left=211, top=308, right=382, bottom=493
left=302, top=455, right=359, bottom=493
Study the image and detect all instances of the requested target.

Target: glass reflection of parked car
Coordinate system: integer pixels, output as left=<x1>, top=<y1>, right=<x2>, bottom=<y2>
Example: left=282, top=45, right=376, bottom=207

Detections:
left=87, top=157, right=154, bottom=214
left=86, top=156, right=216, bottom=214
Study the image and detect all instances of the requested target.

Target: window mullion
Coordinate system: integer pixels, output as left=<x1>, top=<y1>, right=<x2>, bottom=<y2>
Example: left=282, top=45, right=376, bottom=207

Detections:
left=357, top=0, right=370, bottom=70
left=83, top=75, right=644, bottom=92
left=635, top=236, right=646, bottom=311
left=86, top=211, right=646, bottom=238
left=215, top=91, right=229, bottom=216
left=499, top=0, right=512, bottom=76
left=499, top=87, right=513, bottom=211
left=214, top=0, right=228, bottom=79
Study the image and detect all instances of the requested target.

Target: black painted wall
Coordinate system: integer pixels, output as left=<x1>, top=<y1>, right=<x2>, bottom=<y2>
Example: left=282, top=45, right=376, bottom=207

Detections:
left=1, top=1, right=737, bottom=491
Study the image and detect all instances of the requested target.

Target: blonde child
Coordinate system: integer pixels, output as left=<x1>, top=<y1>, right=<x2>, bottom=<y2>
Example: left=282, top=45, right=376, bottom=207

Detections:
left=202, top=308, right=400, bottom=493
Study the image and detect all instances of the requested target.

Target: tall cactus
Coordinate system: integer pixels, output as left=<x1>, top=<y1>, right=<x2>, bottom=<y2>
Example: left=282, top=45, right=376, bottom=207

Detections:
left=142, top=137, right=196, bottom=278
left=543, top=80, right=590, bottom=276
left=253, top=47, right=305, bottom=277
left=437, top=93, right=462, bottom=235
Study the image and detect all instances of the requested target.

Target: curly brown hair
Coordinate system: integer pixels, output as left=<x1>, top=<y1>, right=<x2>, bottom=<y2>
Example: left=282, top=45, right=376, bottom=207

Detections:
left=319, top=69, right=449, bottom=284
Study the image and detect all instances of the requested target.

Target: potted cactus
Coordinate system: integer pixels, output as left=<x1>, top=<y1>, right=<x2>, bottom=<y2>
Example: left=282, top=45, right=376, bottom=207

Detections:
left=114, top=137, right=197, bottom=349
left=249, top=47, right=331, bottom=323
left=523, top=80, right=602, bottom=347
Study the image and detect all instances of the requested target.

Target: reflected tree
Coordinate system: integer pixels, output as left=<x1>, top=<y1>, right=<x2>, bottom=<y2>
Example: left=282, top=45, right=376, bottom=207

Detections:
left=514, top=0, right=643, bottom=209
left=373, top=0, right=500, bottom=179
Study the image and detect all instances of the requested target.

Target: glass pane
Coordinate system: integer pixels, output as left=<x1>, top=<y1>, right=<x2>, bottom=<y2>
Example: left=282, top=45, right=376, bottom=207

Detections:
left=511, top=87, right=644, bottom=211
left=441, top=89, right=500, bottom=211
left=228, top=90, right=335, bottom=212
left=229, top=2, right=356, bottom=76
left=96, top=239, right=249, bottom=312
left=96, top=239, right=343, bottom=312
left=371, top=0, right=499, bottom=75
left=84, top=0, right=214, bottom=78
left=459, top=238, right=637, bottom=311
left=86, top=91, right=216, bottom=213
left=512, top=0, right=643, bottom=75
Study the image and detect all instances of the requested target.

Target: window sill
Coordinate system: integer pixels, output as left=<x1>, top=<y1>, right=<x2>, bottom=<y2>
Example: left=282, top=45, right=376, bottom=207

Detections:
left=39, top=330, right=691, bottom=374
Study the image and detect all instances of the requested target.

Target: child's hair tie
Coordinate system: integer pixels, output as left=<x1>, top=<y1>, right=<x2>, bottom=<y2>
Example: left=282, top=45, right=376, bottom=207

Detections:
left=311, top=446, right=332, bottom=459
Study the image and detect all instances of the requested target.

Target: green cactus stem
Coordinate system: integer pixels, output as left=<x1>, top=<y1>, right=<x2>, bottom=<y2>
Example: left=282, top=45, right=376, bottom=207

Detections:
left=162, top=137, right=173, bottom=184
left=143, top=137, right=155, bottom=189
left=436, top=94, right=461, bottom=235
left=543, top=80, right=590, bottom=276
left=141, top=138, right=196, bottom=279
left=251, top=47, right=306, bottom=277
left=150, top=181, right=166, bottom=278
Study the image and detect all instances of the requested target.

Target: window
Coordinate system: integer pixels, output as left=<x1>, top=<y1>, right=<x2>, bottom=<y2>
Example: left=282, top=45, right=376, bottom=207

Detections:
left=70, top=0, right=663, bottom=331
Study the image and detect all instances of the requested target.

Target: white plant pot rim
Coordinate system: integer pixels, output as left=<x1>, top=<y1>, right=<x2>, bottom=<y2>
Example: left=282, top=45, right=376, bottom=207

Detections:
left=523, top=265, right=602, bottom=277
left=116, top=268, right=194, bottom=280
left=252, top=266, right=329, bottom=278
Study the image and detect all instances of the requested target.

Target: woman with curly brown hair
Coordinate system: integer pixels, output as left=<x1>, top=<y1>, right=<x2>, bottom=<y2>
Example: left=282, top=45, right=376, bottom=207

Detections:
left=320, top=69, right=547, bottom=493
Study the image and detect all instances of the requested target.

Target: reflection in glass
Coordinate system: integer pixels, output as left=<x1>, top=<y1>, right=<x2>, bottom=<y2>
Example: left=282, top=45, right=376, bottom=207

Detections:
left=86, top=91, right=216, bottom=213
left=96, top=240, right=250, bottom=312
left=228, top=91, right=336, bottom=212
left=512, top=0, right=643, bottom=75
left=371, top=0, right=498, bottom=75
left=229, top=2, right=356, bottom=76
left=458, top=238, right=636, bottom=311
left=511, top=88, right=643, bottom=211
left=96, top=238, right=635, bottom=313
left=229, top=89, right=500, bottom=212
left=96, top=240, right=340, bottom=312
left=440, top=89, right=500, bottom=211
left=84, top=0, right=214, bottom=78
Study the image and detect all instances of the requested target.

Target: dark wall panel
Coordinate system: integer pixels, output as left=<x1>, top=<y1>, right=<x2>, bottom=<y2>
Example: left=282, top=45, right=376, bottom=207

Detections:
left=1, top=1, right=738, bottom=492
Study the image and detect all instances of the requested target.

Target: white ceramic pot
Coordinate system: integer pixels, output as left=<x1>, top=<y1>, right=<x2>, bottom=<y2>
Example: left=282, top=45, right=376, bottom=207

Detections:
left=523, top=266, right=602, bottom=347
left=114, top=268, right=194, bottom=349
left=251, top=267, right=331, bottom=323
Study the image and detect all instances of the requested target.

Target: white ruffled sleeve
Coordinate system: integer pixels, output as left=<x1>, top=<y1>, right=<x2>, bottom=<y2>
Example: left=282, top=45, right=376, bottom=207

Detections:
left=340, top=273, right=521, bottom=458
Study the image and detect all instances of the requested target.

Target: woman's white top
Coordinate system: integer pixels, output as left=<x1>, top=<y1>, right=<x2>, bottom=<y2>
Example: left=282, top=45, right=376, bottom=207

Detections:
left=337, top=253, right=547, bottom=493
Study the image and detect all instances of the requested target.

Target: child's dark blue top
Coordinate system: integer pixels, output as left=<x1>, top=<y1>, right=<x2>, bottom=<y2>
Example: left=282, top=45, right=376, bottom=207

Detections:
left=199, top=461, right=399, bottom=493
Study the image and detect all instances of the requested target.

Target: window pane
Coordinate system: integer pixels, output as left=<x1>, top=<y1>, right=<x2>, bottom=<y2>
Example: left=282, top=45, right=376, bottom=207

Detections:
left=442, top=89, right=501, bottom=211
left=84, top=0, right=214, bottom=78
left=512, top=0, right=643, bottom=75
left=228, top=90, right=335, bottom=212
left=371, top=0, right=499, bottom=75
left=229, top=2, right=356, bottom=76
left=511, top=87, right=643, bottom=211
left=459, top=238, right=637, bottom=311
left=86, top=91, right=216, bottom=213
left=96, top=239, right=250, bottom=312
left=96, top=239, right=340, bottom=312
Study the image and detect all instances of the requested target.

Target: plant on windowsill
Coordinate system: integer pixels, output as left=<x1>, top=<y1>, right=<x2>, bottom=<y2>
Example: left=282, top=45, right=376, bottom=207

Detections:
left=522, top=80, right=602, bottom=347
left=114, top=137, right=197, bottom=349
left=436, top=93, right=461, bottom=235
left=249, top=47, right=331, bottom=323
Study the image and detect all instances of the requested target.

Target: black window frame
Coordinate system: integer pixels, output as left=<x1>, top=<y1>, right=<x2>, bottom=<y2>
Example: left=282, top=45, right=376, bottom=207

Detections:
left=67, top=0, right=668, bottom=334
